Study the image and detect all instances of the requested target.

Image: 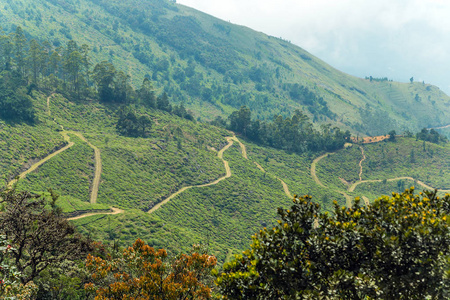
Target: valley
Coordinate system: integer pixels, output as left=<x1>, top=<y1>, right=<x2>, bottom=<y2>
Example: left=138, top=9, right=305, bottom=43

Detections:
left=0, top=0, right=449, bottom=297
left=4, top=89, right=448, bottom=261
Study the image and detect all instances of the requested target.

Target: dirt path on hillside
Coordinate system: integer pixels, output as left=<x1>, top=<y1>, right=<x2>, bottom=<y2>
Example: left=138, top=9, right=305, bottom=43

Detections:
left=254, top=162, right=265, bottom=172
left=47, top=93, right=54, bottom=116
left=9, top=94, right=111, bottom=220
left=68, top=132, right=102, bottom=204
left=254, top=162, right=292, bottom=198
left=358, top=146, right=366, bottom=181
left=311, top=152, right=334, bottom=188
left=8, top=132, right=75, bottom=187
left=351, top=135, right=390, bottom=144
left=278, top=178, right=292, bottom=198
left=253, top=161, right=292, bottom=198
left=47, top=95, right=102, bottom=203
left=67, top=207, right=124, bottom=221
left=428, top=124, right=450, bottom=130
left=311, top=139, right=450, bottom=208
left=348, top=177, right=450, bottom=193
left=339, top=191, right=353, bottom=208
left=11, top=94, right=102, bottom=204
left=228, top=136, right=247, bottom=159
left=148, top=136, right=237, bottom=214
left=310, top=151, right=353, bottom=206
left=8, top=131, right=103, bottom=203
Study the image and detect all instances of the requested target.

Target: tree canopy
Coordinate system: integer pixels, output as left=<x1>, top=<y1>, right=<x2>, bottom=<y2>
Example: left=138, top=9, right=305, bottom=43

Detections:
left=85, top=239, right=217, bottom=299
left=225, top=106, right=351, bottom=153
left=0, top=187, right=91, bottom=285
left=216, top=189, right=450, bottom=299
left=416, top=128, right=448, bottom=144
left=0, top=26, right=195, bottom=128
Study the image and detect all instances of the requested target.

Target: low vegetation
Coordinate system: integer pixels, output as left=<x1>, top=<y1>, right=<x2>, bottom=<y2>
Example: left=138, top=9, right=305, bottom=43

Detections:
left=3, top=186, right=449, bottom=299
left=0, top=3, right=449, bottom=298
left=217, top=189, right=450, bottom=299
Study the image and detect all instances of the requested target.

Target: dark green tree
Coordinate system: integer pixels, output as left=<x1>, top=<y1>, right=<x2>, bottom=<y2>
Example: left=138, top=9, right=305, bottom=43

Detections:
left=228, top=105, right=251, bottom=136
left=13, top=26, right=27, bottom=78
left=138, top=77, right=156, bottom=108
left=0, top=32, right=13, bottom=71
left=388, top=130, right=396, bottom=141
left=92, top=61, right=116, bottom=102
left=0, top=71, right=35, bottom=123
left=216, top=189, right=450, bottom=299
left=157, top=92, right=172, bottom=112
left=0, top=187, right=91, bottom=284
left=27, top=39, right=45, bottom=84
left=114, top=70, right=130, bottom=103
left=63, top=41, right=84, bottom=97
left=137, top=115, right=152, bottom=136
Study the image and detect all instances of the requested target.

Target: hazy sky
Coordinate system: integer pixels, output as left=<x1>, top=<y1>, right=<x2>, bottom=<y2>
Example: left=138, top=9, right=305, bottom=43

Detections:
left=177, top=0, right=450, bottom=94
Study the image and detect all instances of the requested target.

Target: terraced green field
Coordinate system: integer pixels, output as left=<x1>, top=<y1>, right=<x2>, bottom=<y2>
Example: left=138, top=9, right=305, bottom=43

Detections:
left=4, top=91, right=448, bottom=262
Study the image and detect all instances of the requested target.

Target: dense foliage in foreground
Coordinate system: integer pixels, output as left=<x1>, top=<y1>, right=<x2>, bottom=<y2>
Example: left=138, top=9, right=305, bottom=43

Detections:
left=2, top=186, right=450, bottom=299
left=216, top=189, right=450, bottom=299
left=85, top=240, right=217, bottom=299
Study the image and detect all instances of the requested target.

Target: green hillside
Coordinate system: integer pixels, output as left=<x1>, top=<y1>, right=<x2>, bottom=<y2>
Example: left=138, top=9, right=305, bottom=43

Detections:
left=1, top=0, right=449, bottom=135
left=2, top=87, right=448, bottom=261
left=0, top=0, right=449, bottom=264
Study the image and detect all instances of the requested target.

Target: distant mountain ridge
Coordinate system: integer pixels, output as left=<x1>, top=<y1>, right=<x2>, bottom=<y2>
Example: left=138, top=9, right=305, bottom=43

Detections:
left=1, top=0, right=449, bottom=135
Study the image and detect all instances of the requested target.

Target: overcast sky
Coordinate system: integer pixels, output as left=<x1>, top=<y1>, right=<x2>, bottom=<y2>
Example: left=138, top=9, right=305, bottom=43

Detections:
left=177, top=0, right=450, bottom=94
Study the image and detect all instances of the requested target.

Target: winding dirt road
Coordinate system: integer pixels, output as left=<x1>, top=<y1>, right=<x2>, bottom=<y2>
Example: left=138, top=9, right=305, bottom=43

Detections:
left=47, top=94, right=103, bottom=204
left=8, top=131, right=75, bottom=187
left=253, top=162, right=292, bottom=198
left=8, top=94, right=107, bottom=221
left=254, top=161, right=265, bottom=172
left=310, top=152, right=334, bottom=188
left=68, top=132, right=102, bottom=204
left=348, top=177, right=450, bottom=193
left=358, top=146, right=366, bottom=181
left=228, top=136, right=248, bottom=159
left=7, top=129, right=106, bottom=214
left=47, top=93, right=53, bottom=116
left=310, top=151, right=353, bottom=205
left=278, top=178, right=292, bottom=198
left=362, top=196, right=370, bottom=206
left=311, top=140, right=450, bottom=208
left=67, top=207, right=124, bottom=221
left=427, top=124, right=450, bottom=130
left=339, top=191, right=353, bottom=208
left=148, top=136, right=236, bottom=214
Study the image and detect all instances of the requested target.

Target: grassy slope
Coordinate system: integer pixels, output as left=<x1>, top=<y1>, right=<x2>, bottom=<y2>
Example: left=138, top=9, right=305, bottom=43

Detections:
left=1, top=90, right=448, bottom=261
left=16, top=134, right=94, bottom=201
left=0, top=0, right=449, bottom=134
left=361, top=138, right=450, bottom=188
left=317, top=138, right=450, bottom=201
left=1, top=0, right=449, bottom=261
left=72, top=141, right=294, bottom=262
left=46, top=94, right=230, bottom=210
left=0, top=90, right=64, bottom=184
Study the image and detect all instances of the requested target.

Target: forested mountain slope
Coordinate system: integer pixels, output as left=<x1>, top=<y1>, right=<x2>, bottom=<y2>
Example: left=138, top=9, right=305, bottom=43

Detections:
left=0, top=0, right=449, bottom=263
left=2, top=85, right=448, bottom=261
left=1, top=0, right=449, bottom=135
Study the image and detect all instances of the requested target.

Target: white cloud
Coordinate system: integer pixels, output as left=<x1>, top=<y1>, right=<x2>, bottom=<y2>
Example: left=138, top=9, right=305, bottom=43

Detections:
left=178, top=0, right=450, bottom=93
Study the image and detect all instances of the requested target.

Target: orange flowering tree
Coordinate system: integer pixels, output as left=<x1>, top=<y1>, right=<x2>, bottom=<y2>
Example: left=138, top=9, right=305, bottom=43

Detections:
left=85, top=239, right=217, bottom=299
left=216, top=188, right=450, bottom=299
